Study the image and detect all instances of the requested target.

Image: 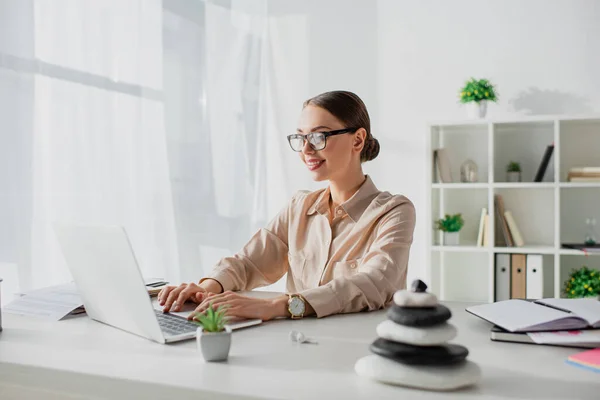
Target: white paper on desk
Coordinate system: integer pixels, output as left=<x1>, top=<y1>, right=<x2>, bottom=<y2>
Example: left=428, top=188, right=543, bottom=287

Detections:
left=527, top=330, right=600, bottom=345
left=3, top=282, right=83, bottom=321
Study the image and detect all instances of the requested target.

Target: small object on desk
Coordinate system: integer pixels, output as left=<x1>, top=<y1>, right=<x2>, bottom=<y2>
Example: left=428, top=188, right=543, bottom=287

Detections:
left=355, top=279, right=481, bottom=391
left=566, top=348, right=600, bottom=373
left=289, top=330, right=318, bottom=344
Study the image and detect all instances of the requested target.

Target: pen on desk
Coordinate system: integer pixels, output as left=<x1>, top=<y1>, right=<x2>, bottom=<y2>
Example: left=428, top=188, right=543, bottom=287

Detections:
left=146, top=281, right=168, bottom=288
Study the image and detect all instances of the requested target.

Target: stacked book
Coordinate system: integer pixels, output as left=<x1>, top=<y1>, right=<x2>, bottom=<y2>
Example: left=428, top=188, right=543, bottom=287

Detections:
left=568, top=167, right=600, bottom=182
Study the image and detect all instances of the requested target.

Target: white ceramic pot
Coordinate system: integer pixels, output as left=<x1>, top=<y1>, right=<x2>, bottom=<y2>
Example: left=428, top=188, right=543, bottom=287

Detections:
left=443, top=232, right=460, bottom=246
left=466, top=101, right=488, bottom=119
left=507, top=171, right=521, bottom=182
left=197, top=326, right=232, bottom=362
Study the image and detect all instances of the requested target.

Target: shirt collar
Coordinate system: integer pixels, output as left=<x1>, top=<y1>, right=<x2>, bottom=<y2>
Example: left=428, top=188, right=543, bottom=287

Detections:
left=306, top=175, right=380, bottom=222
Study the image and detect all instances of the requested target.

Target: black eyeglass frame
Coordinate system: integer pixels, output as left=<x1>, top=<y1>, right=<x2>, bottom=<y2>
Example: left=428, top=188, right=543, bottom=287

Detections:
left=286, top=127, right=359, bottom=152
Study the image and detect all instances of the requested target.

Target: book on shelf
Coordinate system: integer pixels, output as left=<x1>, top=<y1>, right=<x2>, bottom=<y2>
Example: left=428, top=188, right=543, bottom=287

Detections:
left=433, top=148, right=453, bottom=183
left=466, top=297, right=600, bottom=332
left=477, top=208, right=486, bottom=247
left=562, top=243, right=600, bottom=253
left=494, top=194, right=514, bottom=247
left=534, top=144, right=554, bottom=182
left=504, top=210, right=525, bottom=247
left=567, top=167, right=600, bottom=182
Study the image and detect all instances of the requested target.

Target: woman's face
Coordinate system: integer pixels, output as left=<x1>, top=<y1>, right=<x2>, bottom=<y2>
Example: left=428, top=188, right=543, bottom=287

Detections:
left=296, top=105, right=362, bottom=182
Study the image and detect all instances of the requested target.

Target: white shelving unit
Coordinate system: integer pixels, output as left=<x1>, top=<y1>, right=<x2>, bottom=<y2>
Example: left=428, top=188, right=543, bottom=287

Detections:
left=426, top=115, right=600, bottom=303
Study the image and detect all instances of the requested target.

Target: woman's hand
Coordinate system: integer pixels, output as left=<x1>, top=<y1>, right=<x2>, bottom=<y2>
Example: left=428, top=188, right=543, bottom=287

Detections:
left=187, top=291, right=289, bottom=321
left=158, top=280, right=222, bottom=312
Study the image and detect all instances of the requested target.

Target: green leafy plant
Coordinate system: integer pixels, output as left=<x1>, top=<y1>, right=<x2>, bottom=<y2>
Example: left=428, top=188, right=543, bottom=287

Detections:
left=506, top=161, right=521, bottom=172
left=194, top=303, right=229, bottom=333
left=563, top=266, right=600, bottom=298
left=459, top=78, right=498, bottom=104
left=435, top=213, right=465, bottom=232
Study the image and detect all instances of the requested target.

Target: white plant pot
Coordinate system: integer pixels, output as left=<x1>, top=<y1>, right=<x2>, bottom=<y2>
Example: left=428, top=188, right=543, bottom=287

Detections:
left=507, top=171, right=521, bottom=182
left=197, top=326, right=232, bottom=362
left=465, top=101, right=488, bottom=119
left=443, top=232, right=460, bottom=246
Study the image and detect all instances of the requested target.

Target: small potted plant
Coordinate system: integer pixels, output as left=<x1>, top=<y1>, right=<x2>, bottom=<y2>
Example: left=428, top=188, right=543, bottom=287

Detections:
left=563, top=266, right=600, bottom=299
left=194, top=303, right=232, bottom=362
left=506, top=161, right=522, bottom=182
left=458, top=78, right=498, bottom=119
left=435, top=213, right=465, bottom=246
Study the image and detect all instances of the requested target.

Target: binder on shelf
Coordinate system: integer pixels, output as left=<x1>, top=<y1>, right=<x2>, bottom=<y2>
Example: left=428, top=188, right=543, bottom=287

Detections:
left=526, top=254, right=544, bottom=299
left=495, top=253, right=511, bottom=302
left=511, top=254, right=527, bottom=299
left=533, top=144, right=554, bottom=182
left=433, top=148, right=453, bottom=183
left=504, top=211, right=525, bottom=247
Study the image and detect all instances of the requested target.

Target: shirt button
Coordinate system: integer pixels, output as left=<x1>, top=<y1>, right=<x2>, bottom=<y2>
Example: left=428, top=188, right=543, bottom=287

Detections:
left=350, top=262, right=357, bottom=269
left=336, top=209, right=343, bottom=215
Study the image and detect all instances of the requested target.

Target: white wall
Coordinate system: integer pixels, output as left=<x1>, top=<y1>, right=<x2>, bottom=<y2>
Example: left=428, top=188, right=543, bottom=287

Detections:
left=376, top=0, right=600, bottom=284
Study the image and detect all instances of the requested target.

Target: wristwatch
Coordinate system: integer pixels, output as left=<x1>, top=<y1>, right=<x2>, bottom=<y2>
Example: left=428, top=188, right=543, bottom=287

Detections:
left=287, top=294, right=306, bottom=319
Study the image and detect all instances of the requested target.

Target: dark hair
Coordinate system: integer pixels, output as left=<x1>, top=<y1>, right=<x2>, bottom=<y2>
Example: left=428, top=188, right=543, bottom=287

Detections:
left=303, top=91, right=379, bottom=162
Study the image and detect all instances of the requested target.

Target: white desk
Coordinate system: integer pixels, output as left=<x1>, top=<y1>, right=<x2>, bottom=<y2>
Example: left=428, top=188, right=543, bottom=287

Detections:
left=1, top=300, right=598, bottom=400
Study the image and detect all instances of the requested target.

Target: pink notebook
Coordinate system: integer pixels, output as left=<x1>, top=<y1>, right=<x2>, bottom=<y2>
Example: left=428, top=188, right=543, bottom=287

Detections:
left=566, top=348, right=600, bottom=373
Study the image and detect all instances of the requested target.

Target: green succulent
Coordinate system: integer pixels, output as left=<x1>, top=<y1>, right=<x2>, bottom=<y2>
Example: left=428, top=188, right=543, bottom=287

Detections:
left=435, top=213, right=465, bottom=233
left=194, top=303, right=229, bottom=333
left=459, top=78, right=498, bottom=104
left=563, top=266, right=600, bottom=299
left=507, top=161, right=521, bottom=172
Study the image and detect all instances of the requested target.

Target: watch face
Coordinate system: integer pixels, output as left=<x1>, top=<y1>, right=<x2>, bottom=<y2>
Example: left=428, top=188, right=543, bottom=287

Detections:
left=290, top=297, right=305, bottom=316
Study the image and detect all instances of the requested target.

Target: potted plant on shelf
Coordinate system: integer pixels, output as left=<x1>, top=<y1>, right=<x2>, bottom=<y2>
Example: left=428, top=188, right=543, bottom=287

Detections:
left=563, top=266, right=600, bottom=299
left=506, top=161, right=522, bottom=182
left=459, top=78, right=498, bottom=119
left=194, top=303, right=232, bottom=362
left=435, top=213, right=465, bottom=246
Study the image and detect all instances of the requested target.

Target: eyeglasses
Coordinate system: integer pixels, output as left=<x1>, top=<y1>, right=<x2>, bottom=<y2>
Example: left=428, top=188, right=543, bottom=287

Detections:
left=287, top=128, right=358, bottom=152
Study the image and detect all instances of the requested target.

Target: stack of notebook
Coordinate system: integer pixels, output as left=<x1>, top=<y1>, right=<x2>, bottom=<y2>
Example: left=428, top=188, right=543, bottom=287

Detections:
left=466, top=298, right=600, bottom=348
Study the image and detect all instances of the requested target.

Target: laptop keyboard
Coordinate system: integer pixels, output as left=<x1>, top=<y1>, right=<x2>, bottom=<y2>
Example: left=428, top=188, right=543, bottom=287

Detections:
left=154, top=309, right=199, bottom=336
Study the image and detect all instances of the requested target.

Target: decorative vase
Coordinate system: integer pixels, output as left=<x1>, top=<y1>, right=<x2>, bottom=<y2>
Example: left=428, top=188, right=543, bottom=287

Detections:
left=460, top=159, right=478, bottom=183
left=465, top=100, right=488, bottom=119
left=197, top=326, right=232, bottom=362
left=443, top=231, right=460, bottom=246
left=507, top=171, right=521, bottom=182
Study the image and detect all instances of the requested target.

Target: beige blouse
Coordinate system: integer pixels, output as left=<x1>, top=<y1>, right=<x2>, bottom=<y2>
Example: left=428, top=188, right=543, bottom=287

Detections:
left=204, top=175, right=416, bottom=318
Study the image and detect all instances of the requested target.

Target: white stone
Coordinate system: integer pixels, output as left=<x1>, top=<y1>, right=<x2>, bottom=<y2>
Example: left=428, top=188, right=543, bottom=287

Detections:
left=393, top=290, right=438, bottom=307
left=355, top=354, right=481, bottom=391
left=376, top=320, right=457, bottom=346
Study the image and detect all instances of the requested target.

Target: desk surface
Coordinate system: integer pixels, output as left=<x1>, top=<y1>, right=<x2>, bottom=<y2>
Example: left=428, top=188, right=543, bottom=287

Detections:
left=1, top=299, right=598, bottom=400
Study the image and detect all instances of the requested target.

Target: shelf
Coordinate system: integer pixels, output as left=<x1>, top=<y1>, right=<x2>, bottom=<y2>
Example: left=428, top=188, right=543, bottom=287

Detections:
left=493, top=183, right=555, bottom=189
left=432, top=183, right=488, bottom=189
left=429, top=114, right=600, bottom=127
left=559, top=182, right=600, bottom=188
left=431, top=245, right=488, bottom=253
left=559, top=249, right=600, bottom=256
left=493, top=246, right=555, bottom=255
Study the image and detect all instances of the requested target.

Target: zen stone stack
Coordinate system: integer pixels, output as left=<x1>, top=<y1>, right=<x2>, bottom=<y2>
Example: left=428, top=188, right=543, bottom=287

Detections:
left=355, top=279, right=481, bottom=391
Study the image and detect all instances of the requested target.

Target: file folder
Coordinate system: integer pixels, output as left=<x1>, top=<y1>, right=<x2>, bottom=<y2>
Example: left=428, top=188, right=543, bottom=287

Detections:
left=495, top=253, right=511, bottom=301
left=526, top=254, right=543, bottom=299
left=511, top=254, right=526, bottom=299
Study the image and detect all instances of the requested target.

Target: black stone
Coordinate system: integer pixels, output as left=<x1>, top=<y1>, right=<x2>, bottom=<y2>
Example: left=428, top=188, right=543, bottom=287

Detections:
left=387, top=304, right=451, bottom=327
left=370, top=338, right=468, bottom=366
left=411, top=279, right=428, bottom=293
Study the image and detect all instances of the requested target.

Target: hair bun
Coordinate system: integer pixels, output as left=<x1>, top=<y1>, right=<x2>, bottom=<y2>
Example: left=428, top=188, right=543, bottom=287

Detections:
left=364, top=137, right=380, bottom=162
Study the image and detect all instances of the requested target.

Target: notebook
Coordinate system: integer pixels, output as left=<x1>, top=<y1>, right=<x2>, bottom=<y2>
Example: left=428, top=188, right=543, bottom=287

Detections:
left=566, top=348, right=600, bottom=373
left=490, top=326, right=600, bottom=348
left=466, top=298, right=600, bottom=332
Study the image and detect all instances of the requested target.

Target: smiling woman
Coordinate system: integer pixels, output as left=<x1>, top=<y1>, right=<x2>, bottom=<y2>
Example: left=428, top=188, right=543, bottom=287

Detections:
left=158, top=90, right=416, bottom=321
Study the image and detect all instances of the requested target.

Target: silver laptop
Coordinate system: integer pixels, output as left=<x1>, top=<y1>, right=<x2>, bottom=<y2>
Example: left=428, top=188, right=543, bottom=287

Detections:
left=53, top=223, right=261, bottom=344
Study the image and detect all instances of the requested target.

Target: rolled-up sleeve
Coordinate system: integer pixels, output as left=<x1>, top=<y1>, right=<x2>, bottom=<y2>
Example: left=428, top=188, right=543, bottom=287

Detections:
left=301, top=201, right=416, bottom=318
left=202, top=194, right=300, bottom=292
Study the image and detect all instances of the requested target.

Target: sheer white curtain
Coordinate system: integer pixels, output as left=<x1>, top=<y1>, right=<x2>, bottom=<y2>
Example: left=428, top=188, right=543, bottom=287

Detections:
left=0, top=0, right=313, bottom=299
left=12, top=0, right=179, bottom=291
